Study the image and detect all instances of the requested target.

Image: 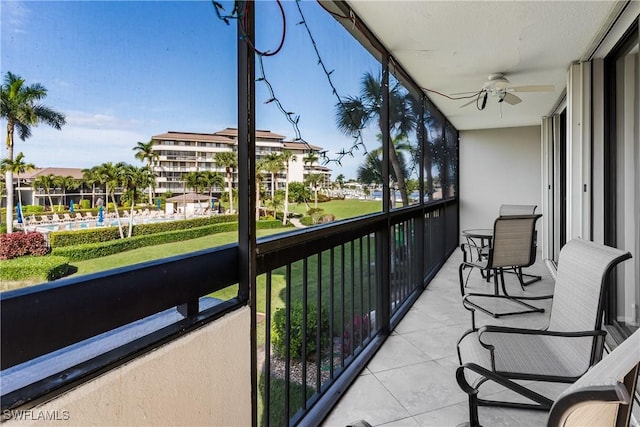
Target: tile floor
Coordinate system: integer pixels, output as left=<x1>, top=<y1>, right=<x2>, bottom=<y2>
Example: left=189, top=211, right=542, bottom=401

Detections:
left=322, top=248, right=568, bottom=427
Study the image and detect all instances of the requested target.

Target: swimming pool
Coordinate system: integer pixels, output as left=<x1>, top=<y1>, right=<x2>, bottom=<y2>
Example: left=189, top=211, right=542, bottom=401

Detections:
left=30, top=216, right=177, bottom=233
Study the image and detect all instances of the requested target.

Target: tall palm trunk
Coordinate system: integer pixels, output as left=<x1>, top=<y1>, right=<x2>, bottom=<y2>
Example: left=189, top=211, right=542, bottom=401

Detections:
left=127, top=196, right=135, bottom=238
left=110, top=191, right=124, bottom=239
left=226, top=168, right=233, bottom=213
left=46, top=190, right=54, bottom=212
left=388, top=141, right=409, bottom=207
left=5, top=123, right=15, bottom=233
left=282, top=164, right=289, bottom=225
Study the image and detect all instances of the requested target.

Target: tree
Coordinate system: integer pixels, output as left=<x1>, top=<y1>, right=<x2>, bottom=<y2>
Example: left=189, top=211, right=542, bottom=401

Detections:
left=335, top=71, right=415, bottom=206
left=215, top=151, right=237, bottom=214
left=121, top=165, right=153, bottom=237
left=0, top=152, right=35, bottom=218
left=305, top=173, right=324, bottom=209
left=256, top=159, right=269, bottom=220
left=54, top=175, right=78, bottom=211
left=262, top=152, right=282, bottom=202
left=335, top=174, right=345, bottom=189
left=201, top=170, right=224, bottom=213
left=133, top=140, right=159, bottom=204
left=82, top=166, right=102, bottom=208
left=288, top=182, right=311, bottom=209
left=33, top=173, right=56, bottom=212
left=184, top=171, right=206, bottom=212
left=279, top=150, right=296, bottom=225
left=1, top=71, right=65, bottom=232
left=357, top=152, right=384, bottom=186
left=302, top=152, right=319, bottom=168
left=96, top=162, right=125, bottom=238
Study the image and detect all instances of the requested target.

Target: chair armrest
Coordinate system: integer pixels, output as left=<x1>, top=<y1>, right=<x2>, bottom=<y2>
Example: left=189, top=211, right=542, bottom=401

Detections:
left=479, top=325, right=606, bottom=338
left=463, top=293, right=553, bottom=304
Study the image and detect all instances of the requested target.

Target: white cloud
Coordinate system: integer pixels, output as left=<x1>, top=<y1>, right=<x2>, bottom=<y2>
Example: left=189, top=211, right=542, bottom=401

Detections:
left=3, top=1, right=29, bottom=35
left=64, top=111, right=143, bottom=130
left=11, top=125, right=149, bottom=169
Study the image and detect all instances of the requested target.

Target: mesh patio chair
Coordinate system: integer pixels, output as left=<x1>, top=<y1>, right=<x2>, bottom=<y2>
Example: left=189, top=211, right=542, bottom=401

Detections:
left=499, top=204, right=537, bottom=216
left=456, top=238, right=632, bottom=427
left=500, top=204, right=542, bottom=285
left=546, top=328, right=640, bottom=427
left=459, top=214, right=546, bottom=319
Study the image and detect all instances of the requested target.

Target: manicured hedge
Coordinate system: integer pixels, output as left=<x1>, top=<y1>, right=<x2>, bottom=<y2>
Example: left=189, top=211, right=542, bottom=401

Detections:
left=0, top=255, right=70, bottom=282
left=51, top=220, right=284, bottom=261
left=50, top=214, right=239, bottom=247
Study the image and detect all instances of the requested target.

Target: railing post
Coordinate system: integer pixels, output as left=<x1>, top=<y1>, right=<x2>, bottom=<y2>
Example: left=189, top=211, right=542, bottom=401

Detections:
left=237, top=2, right=257, bottom=426
left=378, top=55, right=391, bottom=334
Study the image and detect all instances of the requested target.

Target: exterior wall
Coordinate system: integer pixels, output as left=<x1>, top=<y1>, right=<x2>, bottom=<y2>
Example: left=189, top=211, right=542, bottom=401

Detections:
left=459, top=125, right=542, bottom=244
left=6, top=308, right=252, bottom=427
left=152, top=133, right=327, bottom=195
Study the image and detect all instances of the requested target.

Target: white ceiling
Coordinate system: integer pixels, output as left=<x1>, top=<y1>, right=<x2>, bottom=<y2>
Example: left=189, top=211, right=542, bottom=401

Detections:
left=345, top=1, right=620, bottom=130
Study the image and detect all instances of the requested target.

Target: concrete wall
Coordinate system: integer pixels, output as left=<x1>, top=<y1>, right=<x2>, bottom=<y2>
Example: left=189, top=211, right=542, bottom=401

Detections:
left=7, top=307, right=252, bottom=427
left=459, top=125, right=542, bottom=244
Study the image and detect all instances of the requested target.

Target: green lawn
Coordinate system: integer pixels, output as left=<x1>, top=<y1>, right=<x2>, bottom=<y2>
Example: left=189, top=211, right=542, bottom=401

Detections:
left=71, top=228, right=290, bottom=278
left=288, top=199, right=381, bottom=219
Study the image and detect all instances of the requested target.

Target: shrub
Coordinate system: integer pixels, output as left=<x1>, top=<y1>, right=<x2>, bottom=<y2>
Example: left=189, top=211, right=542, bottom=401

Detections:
left=0, top=255, right=69, bottom=282
left=52, top=222, right=238, bottom=261
left=50, top=219, right=285, bottom=261
left=306, top=208, right=324, bottom=225
left=272, top=302, right=330, bottom=361
left=49, top=214, right=239, bottom=247
left=299, top=216, right=314, bottom=226
left=21, top=205, right=45, bottom=215
left=80, top=200, right=91, bottom=209
left=0, top=232, right=49, bottom=259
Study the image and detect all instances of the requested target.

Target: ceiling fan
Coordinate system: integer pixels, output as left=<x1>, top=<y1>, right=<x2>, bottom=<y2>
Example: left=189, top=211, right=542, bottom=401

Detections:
left=454, top=73, right=554, bottom=109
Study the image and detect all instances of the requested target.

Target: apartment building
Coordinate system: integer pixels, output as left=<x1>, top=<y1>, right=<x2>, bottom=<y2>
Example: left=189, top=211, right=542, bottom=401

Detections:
left=151, top=128, right=330, bottom=195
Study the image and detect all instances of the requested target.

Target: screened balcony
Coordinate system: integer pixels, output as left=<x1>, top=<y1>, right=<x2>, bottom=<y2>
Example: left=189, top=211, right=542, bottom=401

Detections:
left=1, top=1, right=638, bottom=426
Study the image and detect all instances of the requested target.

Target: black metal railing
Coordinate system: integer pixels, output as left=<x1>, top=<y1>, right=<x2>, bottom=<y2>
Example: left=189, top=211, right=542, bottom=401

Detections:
left=0, top=199, right=458, bottom=423
left=256, top=199, right=458, bottom=426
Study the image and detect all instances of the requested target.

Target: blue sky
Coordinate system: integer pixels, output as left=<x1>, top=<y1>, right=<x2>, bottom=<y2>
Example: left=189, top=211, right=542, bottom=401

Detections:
left=1, top=0, right=381, bottom=179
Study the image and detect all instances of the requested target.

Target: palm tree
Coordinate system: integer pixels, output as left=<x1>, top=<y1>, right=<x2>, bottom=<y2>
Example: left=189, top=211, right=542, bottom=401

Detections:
left=280, top=150, right=296, bottom=225
left=133, top=140, right=159, bottom=204
left=335, top=71, right=416, bottom=206
left=33, top=173, right=56, bottom=212
left=215, top=151, right=237, bottom=214
left=262, top=152, right=282, bottom=202
left=305, top=173, right=324, bottom=209
left=335, top=173, right=345, bottom=190
left=54, top=175, right=78, bottom=211
left=1, top=71, right=65, bottom=232
left=303, top=152, right=319, bottom=169
left=82, top=166, right=102, bottom=208
left=201, top=170, right=224, bottom=213
left=184, top=171, right=206, bottom=212
left=96, top=162, right=125, bottom=238
left=256, top=159, right=269, bottom=220
left=0, top=152, right=35, bottom=222
left=121, top=165, right=153, bottom=238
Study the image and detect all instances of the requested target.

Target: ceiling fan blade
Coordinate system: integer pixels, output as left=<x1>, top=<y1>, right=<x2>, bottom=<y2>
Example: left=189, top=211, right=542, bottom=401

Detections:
left=503, top=93, right=522, bottom=105
left=510, top=85, right=554, bottom=93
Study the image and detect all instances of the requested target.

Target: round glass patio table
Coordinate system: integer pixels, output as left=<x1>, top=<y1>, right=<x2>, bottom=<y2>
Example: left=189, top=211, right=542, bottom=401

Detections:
left=461, top=229, right=493, bottom=280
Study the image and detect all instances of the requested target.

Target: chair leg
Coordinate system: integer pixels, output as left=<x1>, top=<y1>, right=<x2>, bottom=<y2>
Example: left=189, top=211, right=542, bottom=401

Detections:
left=456, top=366, right=483, bottom=427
